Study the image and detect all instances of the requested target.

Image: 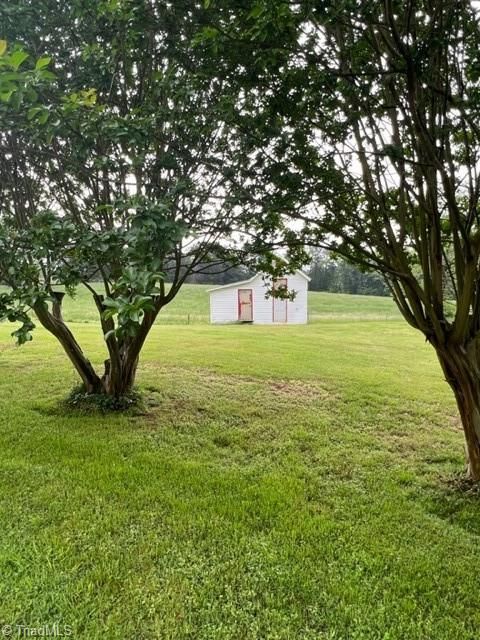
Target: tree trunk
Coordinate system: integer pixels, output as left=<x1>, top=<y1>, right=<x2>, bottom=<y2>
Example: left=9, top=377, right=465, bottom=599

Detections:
left=98, top=307, right=160, bottom=397
left=36, top=300, right=140, bottom=397
left=34, top=302, right=104, bottom=394
left=92, top=294, right=156, bottom=398
left=436, top=342, right=480, bottom=481
left=101, top=354, right=139, bottom=397
left=34, top=296, right=159, bottom=401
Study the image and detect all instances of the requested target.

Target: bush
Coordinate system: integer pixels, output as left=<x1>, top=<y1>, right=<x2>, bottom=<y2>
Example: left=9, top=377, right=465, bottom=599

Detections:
left=65, top=385, right=142, bottom=414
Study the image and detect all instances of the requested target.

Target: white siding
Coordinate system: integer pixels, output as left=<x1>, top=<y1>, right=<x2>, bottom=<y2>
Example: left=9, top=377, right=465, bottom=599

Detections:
left=284, top=272, right=309, bottom=324
left=209, top=286, right=239, bottom=324
left=209, top=272, right=309, bottom=325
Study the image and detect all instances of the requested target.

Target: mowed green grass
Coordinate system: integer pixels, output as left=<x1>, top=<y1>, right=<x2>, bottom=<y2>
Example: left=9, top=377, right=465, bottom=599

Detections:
left=0, top=290, right=479, bottom=639
left=58, top=283, right=213, bottom=324
left=35, top=283, right=400, bottom=324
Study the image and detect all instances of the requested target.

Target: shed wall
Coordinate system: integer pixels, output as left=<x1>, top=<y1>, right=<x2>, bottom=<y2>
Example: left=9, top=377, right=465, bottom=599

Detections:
left=209, top=273, right=308, bottom=325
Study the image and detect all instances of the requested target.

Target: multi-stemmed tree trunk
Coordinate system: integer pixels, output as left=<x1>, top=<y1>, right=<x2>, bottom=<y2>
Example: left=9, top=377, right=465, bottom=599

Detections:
left=33, top=300, right=148, bottom=397
left=32, top=296, right=149, bottom=396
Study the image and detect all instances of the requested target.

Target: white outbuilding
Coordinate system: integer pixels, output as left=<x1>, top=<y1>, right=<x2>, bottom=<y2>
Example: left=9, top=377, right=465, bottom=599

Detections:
left=208, top=270, right=310, bottom=325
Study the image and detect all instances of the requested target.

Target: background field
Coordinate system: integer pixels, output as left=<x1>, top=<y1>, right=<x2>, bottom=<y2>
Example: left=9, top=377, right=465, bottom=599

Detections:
left=0, top=286, right=479, bottom=639
left=52, top=283, right=400, bottom=324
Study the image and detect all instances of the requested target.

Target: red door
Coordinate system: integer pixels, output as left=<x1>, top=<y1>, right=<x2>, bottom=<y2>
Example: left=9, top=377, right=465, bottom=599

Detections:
left=272, top=278, right=288, bottom=323
left=238, top=289, right=253, bottom=322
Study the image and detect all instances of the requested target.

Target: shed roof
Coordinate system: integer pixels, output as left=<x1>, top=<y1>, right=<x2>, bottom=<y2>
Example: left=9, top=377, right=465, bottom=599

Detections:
left=207, top=270, right=311, bottom=293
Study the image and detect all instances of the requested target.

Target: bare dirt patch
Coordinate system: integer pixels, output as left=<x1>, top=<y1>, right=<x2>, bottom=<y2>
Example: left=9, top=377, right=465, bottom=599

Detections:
left=135, top=364, right=336, bottom=429
left=188, top=367, right=333, bottom=403
left=140, top=363, right=334, bottom=402
left=266, top=379, right=325, bottom=401
left=448, top=413, right=463, bottom=432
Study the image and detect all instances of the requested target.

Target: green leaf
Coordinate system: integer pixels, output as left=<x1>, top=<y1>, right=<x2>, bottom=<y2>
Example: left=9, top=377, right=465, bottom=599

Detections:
left=199, top=26, right=219, bottom=41
left=38, top=70, right=56, bottom=80
left=102, top=297, right=119, bottom=308
left=249, top=4, right=264, bottom=19
left=9, top=50, right=29, bottom=70
left=0, top=40, right=7, bottom=57
left=38, top=110, right=49, bottom=125
left=27, top=107, right=42, bottom=121
left=102, top=309, right=117, bottom=321
left=35, top=56, right=51, bottom=70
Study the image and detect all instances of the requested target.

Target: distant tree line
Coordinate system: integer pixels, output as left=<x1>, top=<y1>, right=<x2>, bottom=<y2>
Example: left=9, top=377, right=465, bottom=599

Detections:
left=184, top=262, right=254, bottom=286
left=172, top=250, right=389, bottom=296
left=308, top=250, right=389, bottom=296
left=163, top=256, right=254, bottom=287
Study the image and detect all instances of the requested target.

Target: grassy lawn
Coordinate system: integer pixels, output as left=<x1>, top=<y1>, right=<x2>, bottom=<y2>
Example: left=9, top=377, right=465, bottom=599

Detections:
left=0, top=290, right=479, bottom=638
left=52, top=283, right=214, bottom=325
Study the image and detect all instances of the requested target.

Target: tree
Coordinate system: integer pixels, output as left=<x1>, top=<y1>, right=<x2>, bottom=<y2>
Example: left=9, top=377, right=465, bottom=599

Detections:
left=308, top=250, right=337, bottom=292
left=0, top=1, right=246, bottom=398
left=202, top=0, right=480, bottom=480
left=308, top=249, right=388, bottom=295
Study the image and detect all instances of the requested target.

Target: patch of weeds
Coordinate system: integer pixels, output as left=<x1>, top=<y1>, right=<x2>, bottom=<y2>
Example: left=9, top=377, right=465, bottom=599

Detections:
left=143, top=384, right=160, bottom=393
left=212, top=434, right=232, bottom=448
left=409, top=471, right=480, bottom=537
left=64, top=385, right=143, bottom=414
left=394, top=469, right=417, bottom=487
left=441, top=470, right=480, bottom=496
